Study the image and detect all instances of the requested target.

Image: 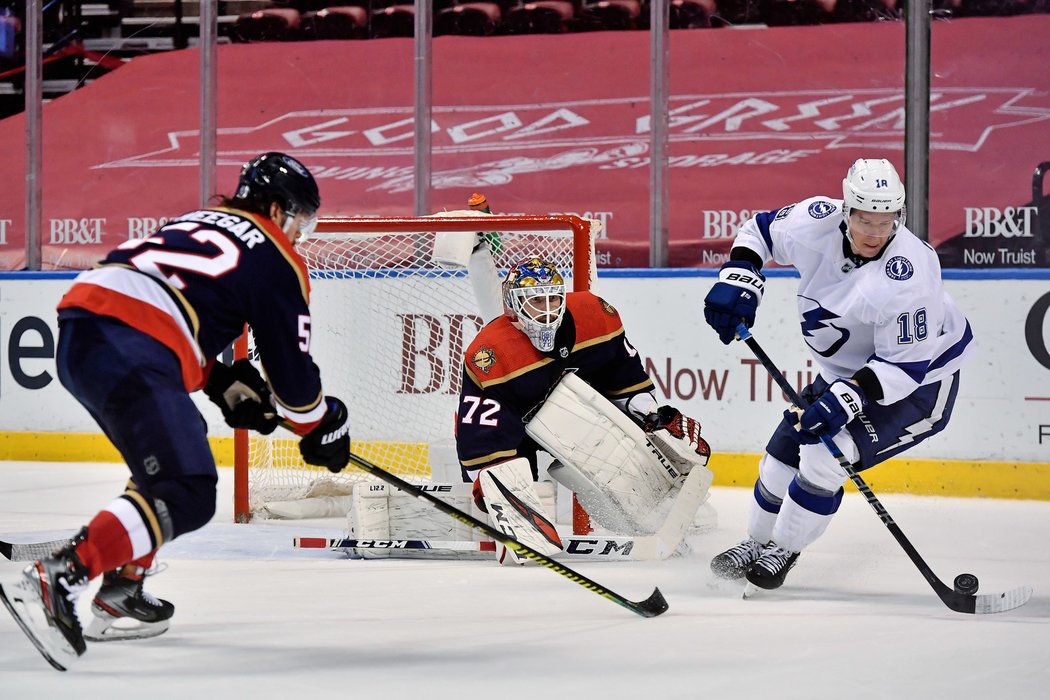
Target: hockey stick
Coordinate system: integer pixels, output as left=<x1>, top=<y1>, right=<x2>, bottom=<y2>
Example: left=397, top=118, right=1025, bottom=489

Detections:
left=736, top=324, right=1032, bottom=614
left=288, top=421, right=666, bottom=618
left=344, top=449, right=666, bottom=616
left=296, top=450, right=710, bottom=562
left=0, top=537, right=72, bottom=562
left=294, top=531, right=683, bottom=562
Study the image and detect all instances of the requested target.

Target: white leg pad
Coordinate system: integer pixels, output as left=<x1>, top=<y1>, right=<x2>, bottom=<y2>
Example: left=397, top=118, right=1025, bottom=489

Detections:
left=349, top=482, right=478, bottom=541
left=526, top=373, right=685, bottom=532
left=479, top=459, right=564, bottom=566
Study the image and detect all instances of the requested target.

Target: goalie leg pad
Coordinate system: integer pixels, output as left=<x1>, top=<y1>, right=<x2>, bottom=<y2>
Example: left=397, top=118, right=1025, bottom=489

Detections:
left=478, top=459, right=563, bottom=566
left=525, top=373, right=683, bottom=532
left=349, top=482, right=479, bottom=541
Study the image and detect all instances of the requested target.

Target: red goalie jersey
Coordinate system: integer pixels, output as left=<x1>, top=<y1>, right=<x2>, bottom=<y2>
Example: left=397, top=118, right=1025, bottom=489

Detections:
left=456, top=291, right=655, bottom=481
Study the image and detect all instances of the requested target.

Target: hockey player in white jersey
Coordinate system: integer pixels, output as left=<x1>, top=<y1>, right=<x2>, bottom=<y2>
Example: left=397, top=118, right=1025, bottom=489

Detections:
left=703, top=158, right=973, bottom=591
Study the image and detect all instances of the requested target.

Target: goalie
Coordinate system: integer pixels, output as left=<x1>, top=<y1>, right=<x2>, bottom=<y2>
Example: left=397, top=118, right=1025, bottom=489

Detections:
left=457, top=257, right=714, bottom=565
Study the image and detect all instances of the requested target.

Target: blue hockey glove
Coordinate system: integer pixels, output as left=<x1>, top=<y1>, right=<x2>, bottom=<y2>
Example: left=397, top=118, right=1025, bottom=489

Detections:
left=703, top=261, right=765, bottom=345
left=796, top=380, right=866, bottom=440
left=782, top=406, right=821, bottom=445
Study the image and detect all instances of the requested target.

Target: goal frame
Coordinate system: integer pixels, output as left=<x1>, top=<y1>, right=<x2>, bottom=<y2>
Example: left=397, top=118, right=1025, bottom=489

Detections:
left=232, top=213, right=598, bottom=523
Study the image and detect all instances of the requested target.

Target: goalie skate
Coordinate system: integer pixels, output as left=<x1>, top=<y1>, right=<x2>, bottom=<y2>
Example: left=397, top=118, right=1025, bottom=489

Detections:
left=0, top=548, right=90, bottom=671
left=84, top=568, right=174, bottom=642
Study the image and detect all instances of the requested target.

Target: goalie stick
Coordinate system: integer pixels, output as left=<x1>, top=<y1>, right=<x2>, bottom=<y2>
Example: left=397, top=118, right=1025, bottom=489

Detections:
left=736, top=324, right=1032, bottom=614
left=283, top=421, right=667, bottom=618
left=303, top=451, right=711, bottom=562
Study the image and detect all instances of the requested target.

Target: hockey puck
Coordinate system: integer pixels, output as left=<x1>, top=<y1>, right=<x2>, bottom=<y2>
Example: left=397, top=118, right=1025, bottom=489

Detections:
left=953, top=573, right=979, bottom=595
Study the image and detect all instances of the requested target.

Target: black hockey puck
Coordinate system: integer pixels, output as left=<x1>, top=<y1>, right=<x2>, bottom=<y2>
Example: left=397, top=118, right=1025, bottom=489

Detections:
left=953, top=573, right=979, bottom=595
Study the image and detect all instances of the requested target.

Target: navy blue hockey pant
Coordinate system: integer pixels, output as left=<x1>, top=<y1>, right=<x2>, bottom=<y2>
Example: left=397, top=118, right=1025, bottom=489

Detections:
left=767, top=371, right=961, bottom=472
left=56, top=314, right=217, bottom=541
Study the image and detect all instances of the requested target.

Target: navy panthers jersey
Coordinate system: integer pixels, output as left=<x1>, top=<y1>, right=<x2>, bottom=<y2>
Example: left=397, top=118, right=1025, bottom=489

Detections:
left=456, top=291, right=654, bottom=479
left=57, top=207, right=326, bottom=428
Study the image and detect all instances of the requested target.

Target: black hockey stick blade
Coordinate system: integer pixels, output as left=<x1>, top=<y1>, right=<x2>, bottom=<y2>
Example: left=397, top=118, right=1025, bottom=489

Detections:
left=635, top=587, right=670, bottom=617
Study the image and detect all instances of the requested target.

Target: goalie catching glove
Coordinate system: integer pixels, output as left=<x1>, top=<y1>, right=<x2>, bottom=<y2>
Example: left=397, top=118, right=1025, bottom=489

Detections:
left=299, top=396, right=351, bottom=473
left=203, top=359, right=279, bottom=434
left=642, top=405, right=711, bottom=476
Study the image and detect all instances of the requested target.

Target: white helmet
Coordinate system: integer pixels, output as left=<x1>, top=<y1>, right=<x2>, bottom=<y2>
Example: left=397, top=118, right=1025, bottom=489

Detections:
left=502, top=258, right=566, bottom=353
left=842, top=158, right=907, bottom=236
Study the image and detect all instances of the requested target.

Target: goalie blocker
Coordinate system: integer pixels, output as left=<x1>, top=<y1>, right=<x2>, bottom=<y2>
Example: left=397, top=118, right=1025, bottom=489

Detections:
left=525, top=372, right=712, bottom=535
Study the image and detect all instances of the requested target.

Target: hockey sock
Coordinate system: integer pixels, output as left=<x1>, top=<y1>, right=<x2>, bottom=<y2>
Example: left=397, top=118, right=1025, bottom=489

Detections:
left=76, top=495, right=158, bottom=579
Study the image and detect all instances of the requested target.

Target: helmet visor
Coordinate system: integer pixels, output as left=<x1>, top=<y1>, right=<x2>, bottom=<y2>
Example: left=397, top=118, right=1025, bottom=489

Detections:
left=298, top=211, right=318, bottom=239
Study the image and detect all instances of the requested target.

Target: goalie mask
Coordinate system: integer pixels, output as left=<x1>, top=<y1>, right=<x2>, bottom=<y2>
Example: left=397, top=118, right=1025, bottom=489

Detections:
left=236, top=152, right=320, bottom=239
left=503, top=258, right=566, bottom=353
left=841, top=158, right=906, bottom=254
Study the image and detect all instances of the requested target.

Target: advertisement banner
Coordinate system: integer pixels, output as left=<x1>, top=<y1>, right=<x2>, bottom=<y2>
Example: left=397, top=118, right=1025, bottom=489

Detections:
left=0, top=16, right=1047, bottom=269
left=3, top=272, right=1048, bottom=465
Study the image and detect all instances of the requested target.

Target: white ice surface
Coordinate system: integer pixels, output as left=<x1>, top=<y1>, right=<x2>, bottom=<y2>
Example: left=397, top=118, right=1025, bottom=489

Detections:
left=1, top=461, right=1048, bottom=698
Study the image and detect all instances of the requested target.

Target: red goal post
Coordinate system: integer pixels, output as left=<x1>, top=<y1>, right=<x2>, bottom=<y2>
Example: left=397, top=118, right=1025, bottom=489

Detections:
left=233, top=212, right=600, bottom=523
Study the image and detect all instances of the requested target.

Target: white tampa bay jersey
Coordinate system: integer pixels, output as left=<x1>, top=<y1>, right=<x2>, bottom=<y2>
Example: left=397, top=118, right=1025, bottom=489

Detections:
left=734, top=196, right=973, bottom=405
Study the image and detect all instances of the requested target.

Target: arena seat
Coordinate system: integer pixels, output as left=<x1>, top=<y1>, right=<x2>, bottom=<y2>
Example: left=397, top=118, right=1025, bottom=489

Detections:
left=505, top=0, right=579, bottom=33
left=231, top=8, right=303, bottom=42
left=370, top=4, right=416, bottom=37
left=435, top=3, right=504, bottom=36
left=579, top=0, right=642, bottom=30
left=306, top=6, right=369, bottom=39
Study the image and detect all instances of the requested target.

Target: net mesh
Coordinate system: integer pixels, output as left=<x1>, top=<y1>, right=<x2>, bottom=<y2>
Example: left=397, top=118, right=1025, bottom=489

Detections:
left=240, top=213, right=597, bottom=519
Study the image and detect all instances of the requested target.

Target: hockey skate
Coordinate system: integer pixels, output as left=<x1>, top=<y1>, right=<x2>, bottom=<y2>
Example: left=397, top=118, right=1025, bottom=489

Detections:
left=0, top=542, right=90, bottom=671
left=85, top=565, right=174, bottom=642
left=710, top=537, right=763, bottom=580
left=744, top=541, right=799, bottom=591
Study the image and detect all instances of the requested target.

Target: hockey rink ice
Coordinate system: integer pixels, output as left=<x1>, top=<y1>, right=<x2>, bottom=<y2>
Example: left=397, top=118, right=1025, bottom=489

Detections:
left=1, top=460, right=1048, bottom=698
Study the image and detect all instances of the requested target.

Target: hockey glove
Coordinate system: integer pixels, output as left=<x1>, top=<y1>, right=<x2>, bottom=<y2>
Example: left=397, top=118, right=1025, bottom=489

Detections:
left=203, top=360, right=279, bottom=435
left=794, top=380, right=866, bottom=440
left=703, top=261, right=765, bottom=345
left=643, top=405, right=711, bottom=470
left=299, top=396, right=351, bottom=473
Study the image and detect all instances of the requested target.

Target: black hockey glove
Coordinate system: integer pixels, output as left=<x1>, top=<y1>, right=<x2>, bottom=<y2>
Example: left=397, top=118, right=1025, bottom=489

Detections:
left=204, top=360, right=279, bottom=435
left=703, top=260, right=765, bottom=345
left=299, top=396, right=351, bottom=473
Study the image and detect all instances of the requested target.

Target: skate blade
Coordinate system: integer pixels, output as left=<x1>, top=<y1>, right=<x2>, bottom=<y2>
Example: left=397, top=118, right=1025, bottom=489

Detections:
left=85, top=610, right=170, bottom=642
left=742, top=582, right=760, bottom=599
left=0, top=578, right=79, bottom=671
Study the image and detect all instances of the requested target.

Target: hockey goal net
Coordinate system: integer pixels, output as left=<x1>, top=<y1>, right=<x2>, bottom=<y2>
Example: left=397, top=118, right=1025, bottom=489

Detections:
left=233, top=211, right=600, bottom=522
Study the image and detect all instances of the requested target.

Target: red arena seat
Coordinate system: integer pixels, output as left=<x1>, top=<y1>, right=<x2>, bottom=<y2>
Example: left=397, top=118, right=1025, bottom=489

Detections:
left=231, top=8, right=303, bottom=42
